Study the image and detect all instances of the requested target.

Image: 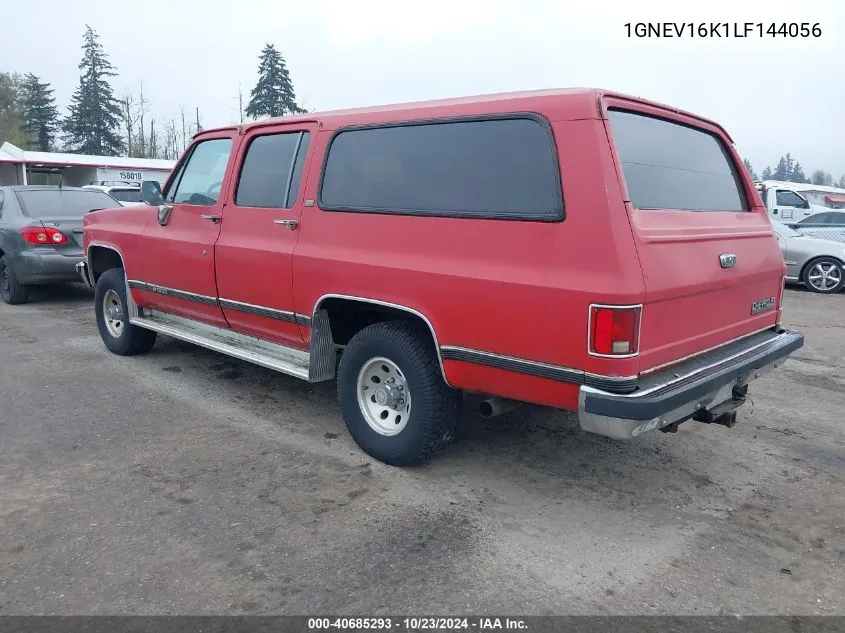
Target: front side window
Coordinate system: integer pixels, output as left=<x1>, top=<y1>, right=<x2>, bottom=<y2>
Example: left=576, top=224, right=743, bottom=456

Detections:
left=166, top=138, right=233, bottom=206
left=608, top=110, right=747, bottom=212
left=235, top=131, right=311, bottom=208
left=776, top=190, right=807, bottom=208
left=319, top=117, right=563, bottom=220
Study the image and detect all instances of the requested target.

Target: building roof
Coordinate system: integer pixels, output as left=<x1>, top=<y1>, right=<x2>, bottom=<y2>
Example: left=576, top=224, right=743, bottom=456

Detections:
left=0, top=142, right=175, bottom=171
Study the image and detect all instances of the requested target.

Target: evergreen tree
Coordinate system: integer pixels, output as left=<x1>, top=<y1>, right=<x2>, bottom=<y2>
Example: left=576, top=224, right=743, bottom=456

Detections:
left=0, top=72, right=32, bottom=147
left=837, top=175, right=845, bottom=189
left=62, top=25, right=124, bottom=155
left=773, top=156, right=789, bottom=180
left=790, top=161, right=807, bottom=183
left=761, top=166, right=773, bottom=180
left=743, top=158, right=758, bottom=180
left=20, top=73, right=59, bottom=151
left=811, top=170, right=833, bottom=186
left=245, top=43, right=306, bottom=119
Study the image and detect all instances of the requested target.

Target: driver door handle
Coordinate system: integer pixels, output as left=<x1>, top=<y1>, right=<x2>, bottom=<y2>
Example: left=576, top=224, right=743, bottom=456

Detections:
left=200, top=214, right=222, bottom=224
left=273, top=219, right=299, bottom=230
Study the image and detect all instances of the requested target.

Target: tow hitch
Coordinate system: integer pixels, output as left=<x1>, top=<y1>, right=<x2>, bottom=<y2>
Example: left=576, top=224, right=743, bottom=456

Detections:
left=692, top=384, right=748, bottom=428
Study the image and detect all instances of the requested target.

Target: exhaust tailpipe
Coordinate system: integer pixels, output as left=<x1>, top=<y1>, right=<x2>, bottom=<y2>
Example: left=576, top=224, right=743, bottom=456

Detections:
left=478, top=397, right=521, bottom=418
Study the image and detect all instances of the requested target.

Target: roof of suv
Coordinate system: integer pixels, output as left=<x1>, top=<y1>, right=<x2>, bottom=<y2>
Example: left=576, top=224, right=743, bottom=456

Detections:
left=196, top=87, right=732, bottom=141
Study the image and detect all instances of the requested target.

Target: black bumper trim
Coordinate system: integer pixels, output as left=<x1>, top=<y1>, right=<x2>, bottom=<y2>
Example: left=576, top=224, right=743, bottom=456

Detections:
left=439, top=346, right=639, bottom=393
left=583, top=328, right=804, bottom=421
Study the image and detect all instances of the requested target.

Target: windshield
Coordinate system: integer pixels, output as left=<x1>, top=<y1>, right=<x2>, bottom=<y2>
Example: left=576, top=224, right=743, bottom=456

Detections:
left=15, top=189, right=119, bottom=217
left=771, top=220, right=801, bottom=238
left=109, top=188, right=143, bottom=203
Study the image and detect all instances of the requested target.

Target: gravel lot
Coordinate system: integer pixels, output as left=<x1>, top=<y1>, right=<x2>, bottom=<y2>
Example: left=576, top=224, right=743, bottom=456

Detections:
left=0, top=285, right=843, bottom=615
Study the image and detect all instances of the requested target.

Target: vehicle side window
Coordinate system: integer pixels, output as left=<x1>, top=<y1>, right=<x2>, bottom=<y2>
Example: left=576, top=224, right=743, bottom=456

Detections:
left=165, top=138, right=233, bottom=206
left=800, top=212, right=832, bottom=225
left=776, top=190, right=807, bottom=208
left=319, top=117, right=563, bottom=221
left=235, top=131, right=311, bottom=208
left=608, top=110, right=746, bottom=212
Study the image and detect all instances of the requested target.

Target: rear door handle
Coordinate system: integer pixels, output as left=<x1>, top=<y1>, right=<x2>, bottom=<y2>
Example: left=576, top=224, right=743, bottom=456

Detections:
left=273, top=219, right=299, bottom=230
left=200, top=214, right=222, bottom=224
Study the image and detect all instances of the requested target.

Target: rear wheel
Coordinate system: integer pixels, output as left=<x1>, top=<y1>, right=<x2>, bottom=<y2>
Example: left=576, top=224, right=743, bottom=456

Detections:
left=803, top=257, right=844, bottom=294
left=337, top=321, right=461, bottom=466
left=94, top=268, right=157, bottom=355
left=0, top=256, right=30, bottom=305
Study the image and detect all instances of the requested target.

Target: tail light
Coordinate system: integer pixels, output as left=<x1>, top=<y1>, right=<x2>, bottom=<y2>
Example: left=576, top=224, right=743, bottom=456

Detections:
left=589, top=305, right=641, bottom=356
left=20, top=225, right=68, bottom=246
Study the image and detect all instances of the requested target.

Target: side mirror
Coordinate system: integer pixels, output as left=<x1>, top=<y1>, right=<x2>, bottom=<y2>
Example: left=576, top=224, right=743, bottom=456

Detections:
left=141, top=180, right=164, bottom=206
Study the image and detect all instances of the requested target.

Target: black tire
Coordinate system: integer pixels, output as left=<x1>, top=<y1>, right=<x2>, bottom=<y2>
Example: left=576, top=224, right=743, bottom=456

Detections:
left=802, top=257, right=844, bottom=294
left=0, top=255, right=31, bottom=305
left=337, top=320, right=461, bottom=466
left=94, top=268, right=157, bottom=355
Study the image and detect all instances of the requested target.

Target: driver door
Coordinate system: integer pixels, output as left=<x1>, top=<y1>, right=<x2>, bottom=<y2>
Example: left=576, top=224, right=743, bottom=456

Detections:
left=774, top=189, right=810, bottom=221
left=137, top=133, right=236, bottom=327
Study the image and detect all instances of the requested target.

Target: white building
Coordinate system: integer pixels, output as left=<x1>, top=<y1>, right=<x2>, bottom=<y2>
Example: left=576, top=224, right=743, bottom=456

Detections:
left=0, top=142, right=174, bottom=187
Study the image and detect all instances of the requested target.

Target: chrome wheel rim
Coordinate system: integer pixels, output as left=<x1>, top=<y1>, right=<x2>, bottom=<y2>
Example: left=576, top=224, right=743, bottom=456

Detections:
left=103, top=289, right=125, bottom=338
left=808, top=262, right=842, bottom=291
left=356, top=357, right=411, bottom=436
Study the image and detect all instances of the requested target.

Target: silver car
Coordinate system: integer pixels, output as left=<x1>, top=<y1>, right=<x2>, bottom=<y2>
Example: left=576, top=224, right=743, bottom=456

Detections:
left=0, top=186, right=120, bottom=304
left=772, top=220, right=845, bottom=294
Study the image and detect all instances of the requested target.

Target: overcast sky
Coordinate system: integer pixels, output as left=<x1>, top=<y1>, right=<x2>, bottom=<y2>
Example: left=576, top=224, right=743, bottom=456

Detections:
left=3, top=0, right=843, bottom=175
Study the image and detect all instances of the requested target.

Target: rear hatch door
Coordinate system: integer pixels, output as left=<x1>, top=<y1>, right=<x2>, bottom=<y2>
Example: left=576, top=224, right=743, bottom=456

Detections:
left=604, top=102, right=784, bottom=373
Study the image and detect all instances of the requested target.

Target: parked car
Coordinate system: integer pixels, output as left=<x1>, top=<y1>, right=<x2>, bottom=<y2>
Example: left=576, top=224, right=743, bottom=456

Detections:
left=0, top=185, right=120, bottom=304
left=772, top=220, right=845, bottom=293
left=77, top=88, right=803, bottom=466
left=83, top=183, right=144, bottom=206
left=786, top=211, right=845, bottom=244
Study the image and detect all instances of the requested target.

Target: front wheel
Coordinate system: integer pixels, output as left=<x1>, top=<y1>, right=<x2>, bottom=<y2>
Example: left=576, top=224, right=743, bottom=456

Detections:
left=337, top=321, right=461, bottom=466
left=94, top=268, right=157, bottom=355
left=803, top=257, right=844, bottom=294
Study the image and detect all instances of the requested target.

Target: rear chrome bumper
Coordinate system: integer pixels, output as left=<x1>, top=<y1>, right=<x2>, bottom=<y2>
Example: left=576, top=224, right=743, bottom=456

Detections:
left=76, top=260, right=94, bottom=288
left=578, top=328, right=804, bottom=439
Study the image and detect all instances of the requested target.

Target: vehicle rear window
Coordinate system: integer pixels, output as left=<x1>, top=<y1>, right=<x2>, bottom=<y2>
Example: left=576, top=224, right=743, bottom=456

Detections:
left=15, top=189, right=119, bottom=217
left=110, top=189, right=143, bottom=203
left=235, top=131, right=311, bottom=208
left=608, top=110, right=747, bottom=212
left=319, top=117, right=563, bottom=220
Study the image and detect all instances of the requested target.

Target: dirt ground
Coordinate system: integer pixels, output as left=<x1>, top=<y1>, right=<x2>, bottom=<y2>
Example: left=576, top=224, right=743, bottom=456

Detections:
left=0, top=284, right=842, bottom=615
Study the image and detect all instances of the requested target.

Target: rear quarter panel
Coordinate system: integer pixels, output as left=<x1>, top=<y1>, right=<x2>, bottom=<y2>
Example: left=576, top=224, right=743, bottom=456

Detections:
left=293, top=117, right=645, bottom=409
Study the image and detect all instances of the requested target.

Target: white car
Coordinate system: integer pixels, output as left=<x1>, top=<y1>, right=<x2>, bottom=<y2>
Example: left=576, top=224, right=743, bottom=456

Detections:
left=82, top=184, right=144, bottom=206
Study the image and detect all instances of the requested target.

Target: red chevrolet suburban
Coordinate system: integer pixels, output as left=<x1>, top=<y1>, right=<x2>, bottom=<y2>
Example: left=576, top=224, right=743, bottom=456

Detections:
left=78, top=88, right=804, bottom=466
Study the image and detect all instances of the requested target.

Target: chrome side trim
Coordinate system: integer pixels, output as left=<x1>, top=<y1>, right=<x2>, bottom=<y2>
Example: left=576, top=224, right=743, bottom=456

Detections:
left=128, top=280, right=218, bottom=306
left=218, top=297, right=297, bottom=323
left=440, top=345, right=638, bottom=393
left=313, top=293, right=451, bottom=386
left=639, top=325, right=775, bottom=376
left=130, top=310, right=310, bottom=381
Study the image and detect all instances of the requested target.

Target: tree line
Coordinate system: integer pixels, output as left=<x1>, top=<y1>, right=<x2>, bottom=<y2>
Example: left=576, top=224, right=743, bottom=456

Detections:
left=0, top=25, right=306, bottom=160
left=744, top=155, right=845, bottom=189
